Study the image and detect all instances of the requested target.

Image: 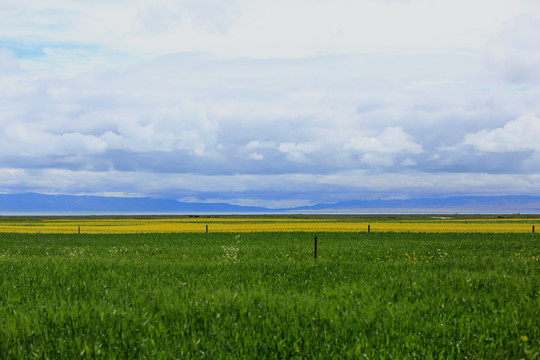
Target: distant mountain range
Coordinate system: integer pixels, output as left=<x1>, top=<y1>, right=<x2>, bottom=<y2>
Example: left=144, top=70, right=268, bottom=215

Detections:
left=1, top=193, right=540, bottom=214
left=290, top=196, right=540, bottom=213
left=0, top=193, right=269, bottom=213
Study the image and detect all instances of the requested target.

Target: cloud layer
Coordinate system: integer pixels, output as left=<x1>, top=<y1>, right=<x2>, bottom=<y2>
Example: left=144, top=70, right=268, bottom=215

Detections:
left=1, top=0, right=540, bottom=207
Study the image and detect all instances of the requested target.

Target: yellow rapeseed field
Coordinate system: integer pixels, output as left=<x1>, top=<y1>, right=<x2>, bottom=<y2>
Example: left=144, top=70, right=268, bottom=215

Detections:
left=0, top=217, right=538, bottom=233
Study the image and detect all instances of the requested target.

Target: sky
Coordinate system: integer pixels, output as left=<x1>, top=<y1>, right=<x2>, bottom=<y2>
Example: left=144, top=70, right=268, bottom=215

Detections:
left=1, top=0, right=540, bottom=208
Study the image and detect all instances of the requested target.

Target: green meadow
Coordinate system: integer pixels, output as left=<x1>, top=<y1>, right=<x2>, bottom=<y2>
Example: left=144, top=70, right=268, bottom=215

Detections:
left=0, top=231, right=538, bottom=359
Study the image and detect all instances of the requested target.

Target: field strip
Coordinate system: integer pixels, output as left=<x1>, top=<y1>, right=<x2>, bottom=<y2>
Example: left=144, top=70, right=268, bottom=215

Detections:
left=0, top=218, right=539, bottom=233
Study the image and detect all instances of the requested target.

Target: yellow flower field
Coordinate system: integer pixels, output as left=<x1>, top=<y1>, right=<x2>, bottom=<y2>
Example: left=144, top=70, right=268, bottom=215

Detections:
left=0, top=217, right=538, bottom=233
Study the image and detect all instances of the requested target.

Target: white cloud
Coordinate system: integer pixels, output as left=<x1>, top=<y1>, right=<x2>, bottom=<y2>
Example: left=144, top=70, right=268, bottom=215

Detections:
left=278, top=142, right=320, bottom=154
left=3, top=0, right=539, bottom=75
left=179, top=196, right=313, bottom=209
left=0, top=48, right=20, bottom=73
left=401, top=158, right=417, bottom=166
left=278, top=142, right=320, bottom=163
left=245, top=140, right=276, bottom=149
left=4, top=168, right=540, bottom=207
left=136, top=6, right=182, bottom=35
left=346, top=127, right=423, bottom=154
left=317, top=170, right=540, bottom=197
left=248, top=152, right=264, bottom=160
left=2, top=0, right=540, bottom=204
left=0, top=75, right=35, bottom=98
left=0, top=123, right=107, bottom=157
left=360, top=153, right=394, bottom=167
left=463, top=113, right=540, bottom=152
left=485, top=15, right=540, bottom=84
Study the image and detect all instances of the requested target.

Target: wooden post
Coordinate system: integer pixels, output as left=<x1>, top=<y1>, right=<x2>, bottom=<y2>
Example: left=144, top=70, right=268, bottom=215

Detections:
left=533, top=225, right=535, bottom=234
left=78, top=226, right=80, bottom=234
left=206, top=225, right=209, bottom=233
left=368, top=224, right=370, bottom=233
left=314, top=236, right=318, bottom=260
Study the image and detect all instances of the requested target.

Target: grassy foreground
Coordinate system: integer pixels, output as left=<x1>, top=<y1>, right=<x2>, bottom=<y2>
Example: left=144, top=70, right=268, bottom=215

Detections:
left=0, top=232, right=538, bottom=359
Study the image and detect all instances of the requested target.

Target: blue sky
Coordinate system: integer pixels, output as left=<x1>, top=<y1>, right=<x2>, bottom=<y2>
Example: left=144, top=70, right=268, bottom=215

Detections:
left=1, top=0, right=540, bottom=208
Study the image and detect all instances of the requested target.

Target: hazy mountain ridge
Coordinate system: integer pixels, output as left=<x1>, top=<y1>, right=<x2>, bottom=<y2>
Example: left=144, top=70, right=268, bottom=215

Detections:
left=290, top=195, right=540, bottom=213
left=1, top=193, right=540, bottom=213
left=0, top=193, right=270, bottom=213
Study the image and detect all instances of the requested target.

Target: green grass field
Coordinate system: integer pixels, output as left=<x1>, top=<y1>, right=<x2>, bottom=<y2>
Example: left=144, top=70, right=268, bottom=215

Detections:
left=0, top=231, right=538, bottom=359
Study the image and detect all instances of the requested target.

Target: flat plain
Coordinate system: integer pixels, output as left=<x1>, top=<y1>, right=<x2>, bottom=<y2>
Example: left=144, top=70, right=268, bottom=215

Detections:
left=0, top=215, right=538, bottom=358
left=0, top=214, right=539, bottom=233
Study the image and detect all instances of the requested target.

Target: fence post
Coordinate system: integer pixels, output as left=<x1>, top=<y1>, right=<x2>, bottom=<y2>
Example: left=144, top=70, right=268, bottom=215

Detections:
left=314, top=236, right=317, bottom=260
left=206, top=225, right=209, bottom=233
left=78, top=226, right=80, bottom=234
left=533, top=225, right=535, bottom=234
left=368, top=224, right=370, bottom=233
